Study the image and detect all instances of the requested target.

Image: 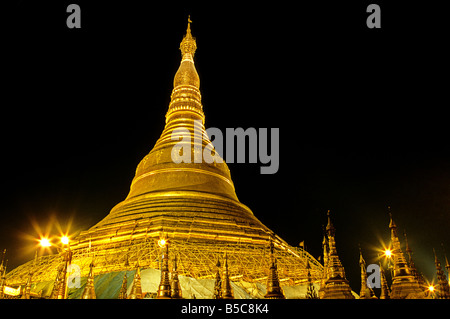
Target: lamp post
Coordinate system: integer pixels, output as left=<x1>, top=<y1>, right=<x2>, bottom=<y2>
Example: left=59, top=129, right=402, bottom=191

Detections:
left=39, top=235, right=72, bottom=299
left=383, top=248, right=394, bottom=278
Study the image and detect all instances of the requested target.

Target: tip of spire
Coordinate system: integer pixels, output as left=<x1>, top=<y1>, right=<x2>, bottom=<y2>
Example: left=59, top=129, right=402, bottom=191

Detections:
left=433, top=248, right=440, bottom=264
left=185, top=15, right=192, bottom=38
left=388, top=207, right=396, bottom=228
left=325, top=210, right=334, bottom=234
left=180, top=15, right=197, bottom=58
left=359, top=248, right=366, bottom=265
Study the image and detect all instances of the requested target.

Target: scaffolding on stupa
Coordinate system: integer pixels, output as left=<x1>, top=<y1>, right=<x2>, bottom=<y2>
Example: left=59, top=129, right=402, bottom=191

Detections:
left=6, top=237, right=323, bottom=290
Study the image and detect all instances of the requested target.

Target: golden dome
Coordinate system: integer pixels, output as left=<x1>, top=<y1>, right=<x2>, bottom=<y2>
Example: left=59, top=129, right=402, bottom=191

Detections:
left=76, top=17, right=273, bottom=247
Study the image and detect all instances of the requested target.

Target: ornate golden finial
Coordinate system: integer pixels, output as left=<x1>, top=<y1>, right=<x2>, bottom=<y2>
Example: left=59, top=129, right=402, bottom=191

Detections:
left=180, top=15, right=197, bottom=58
left=187, top=15, right=192, bottom=31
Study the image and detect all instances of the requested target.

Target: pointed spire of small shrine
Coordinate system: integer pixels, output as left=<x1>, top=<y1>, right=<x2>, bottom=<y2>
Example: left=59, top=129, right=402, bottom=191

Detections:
left=221, top=253, right=234, bottom=299
left=379, top=262, right=390, bottom=299
left=180, top=15, right=197, bottom=60
left=433, top=248, right=450, bottom=299
left=445, top=254, right=450, bottom=274
left=118, top=272, right=128, bottom=299
left=81, top=260, right=96, bottom=299
left=442, top=243, right=450, bottom=274
left=386, top=207, right=425, bottom=298
left=213, top=257, right=223, bottom=299
left=0, top=249, right=6, bottom=275
left=170, top=255, right=182, bottom=299
left=319, top=232, right=329, bottom=299
left=359, top=247, right=367, bottom=299
left=128, top=263, right=143, bottom=299
left=320, top=210, right=354, bottom=299
left=403, top=230, right=426, bottom=289
left=0, top=249, right=7, bottom=299
left=264, top=239, right=285, bottom=299
left=305, top=258, right=318, bottom=299
left=157, top=241, right=172, bottom=299
left=358, top=248, right=377, bottom=299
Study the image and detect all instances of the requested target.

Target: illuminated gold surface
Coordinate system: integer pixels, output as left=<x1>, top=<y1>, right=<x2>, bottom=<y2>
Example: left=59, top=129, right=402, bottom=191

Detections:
left=5, top=19, right=323, bottom=297
left=319, top=211, right=354, bottom=299
left=388, top=211, right=425, bottom=299
left=73, top=18, right=272, bottom=250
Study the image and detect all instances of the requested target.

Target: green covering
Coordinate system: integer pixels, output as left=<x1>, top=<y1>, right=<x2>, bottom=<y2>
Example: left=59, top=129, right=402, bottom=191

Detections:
left=28, top=267, right=315, bottom=299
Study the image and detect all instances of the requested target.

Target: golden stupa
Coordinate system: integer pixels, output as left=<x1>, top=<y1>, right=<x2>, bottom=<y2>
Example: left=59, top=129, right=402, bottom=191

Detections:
left=5, top=19, right=323, bottom=299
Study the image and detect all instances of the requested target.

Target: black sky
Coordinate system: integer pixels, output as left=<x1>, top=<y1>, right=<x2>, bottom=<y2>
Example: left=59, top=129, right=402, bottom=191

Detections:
left=2, top=0, right=449, bottom=292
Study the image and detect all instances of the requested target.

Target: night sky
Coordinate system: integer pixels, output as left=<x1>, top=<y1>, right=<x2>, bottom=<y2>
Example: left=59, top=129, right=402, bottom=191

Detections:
left=2, top=0, right=449, bottom=293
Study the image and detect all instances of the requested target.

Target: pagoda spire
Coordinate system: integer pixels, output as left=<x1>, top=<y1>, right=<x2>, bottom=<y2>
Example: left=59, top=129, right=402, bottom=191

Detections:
left=118, top=272, right=128, bottom=299
left=305, top=258, right=318, bottom=299
left=128, top=263, right=143, bottom=299
left=387, top=208, right=425, bottom=298
left=359, top=248, right=367, bottom=299
left=66, top=15, right=280, bottom=264
left=170, top=255, right=182, bottom=299
left=81, top=260, right=96, bottom=299
left=180, top=15, right=197, bottom=60
left=0, top=249, right=7, bottom=299
left=118, top=254, right=130, bottom=299
left=379, top=262, right=390, bottom=299
left=320, top=210, right=354, bottom=299
left=442, top=243, right=450, bottom=280
left=445, top=254, right=450, bottom=276
left=433, top=248, right=450, bottom=299
left=221, top=253, right=234, bottom=299
left=319, top=232, right=329, bottom=299
left=157, top=243, right=172, bottom=299
left=264, top=240, right=285, bottom=299
left=403, top=230, right=426, bottom=290
left=212, top=257, right=222, bottom=299
left=358, top=248, right=376, bottom=299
